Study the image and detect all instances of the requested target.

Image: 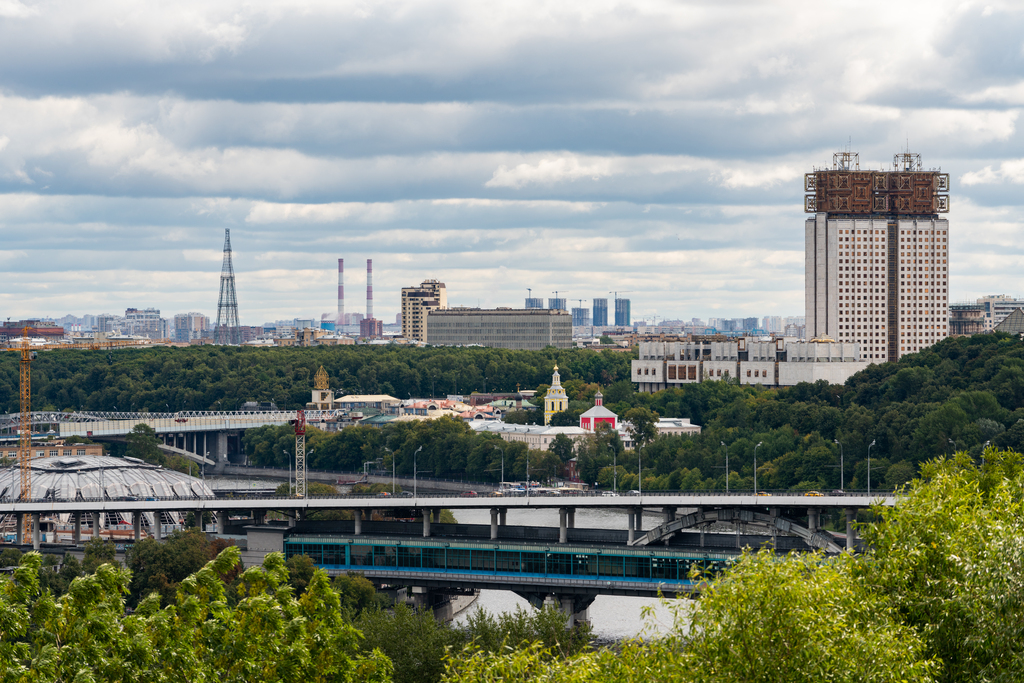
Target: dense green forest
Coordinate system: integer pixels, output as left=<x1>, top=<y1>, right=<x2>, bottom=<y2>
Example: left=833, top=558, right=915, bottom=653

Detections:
left=6, top=333, right=1024, bottom=492
left=0, top=345, right=633, bottom=413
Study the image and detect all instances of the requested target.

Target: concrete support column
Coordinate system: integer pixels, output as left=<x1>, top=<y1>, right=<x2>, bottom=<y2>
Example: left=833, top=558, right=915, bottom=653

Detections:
left=808, top=507, right=819, bottom=532
left=490, top=508, right=498, bottom=540
left=627, top=509, right=635, bottom=544
left=73, top=512, right=82, bottom=545
left=252, top=509, right=265, bottom=526
left=32, top=513, right=41, bottom=549
left=699, top=524, right=705, bottom=548
left=15, top=514, right=23, bottom=546
left=558, top=508, right=568, bottom=544
left=410, top=586, right=430, bottom=611
left=92, top=512, right=102, bottom=538
left=633, top=507, right=643, bottom=534
left=133, top=512, right=142, bottom=542
left=154, top=513, right=163, bottom=541
left=567, top=508, right=575, bottom=528
left=845, top=508, right=856, bottom=551
left=354, top=509, right=362, bottom=535
left=498, top=508, right=507, bottom=526
left=662, top=506, right=676, bottom=524
left=216, top=511, right=226, bottom=534
left=422, top=510, right=431, bottom=538
left=432, top=508, right=440, bottom=523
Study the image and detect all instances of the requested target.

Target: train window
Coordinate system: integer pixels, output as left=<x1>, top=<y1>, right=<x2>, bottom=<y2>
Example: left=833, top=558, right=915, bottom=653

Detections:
left=350, top=545, right=373, bottom=566
left=421, top=548, right=445, bottom=569
left=398, top=547, right=421, bottom=568
left=599, top=556, right=624, bottom=577
left=573, top=554, right=598, bottom=576
left=447, top=549, right=471, bottom=570
left=546, top=553, right=573, bottom=575
left=496, top=551, right=520, bottom=572
left=521, top=552, right=545, bottom=574
left=472, top=549, right=495, bottom=571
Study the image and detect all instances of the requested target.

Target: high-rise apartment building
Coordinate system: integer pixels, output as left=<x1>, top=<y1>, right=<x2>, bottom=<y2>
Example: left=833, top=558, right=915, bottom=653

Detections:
left=804, top=151, right=950, bottom=362
left=614, top=298, right=631, bottom=326
left=548, top=297, right=567, bottom=311
left=525, top=297, right=544, bottom=309
left=571, top=307, right=591, bottom=327
left=401, top=279, right=447, bottom=341
left=592, top=298, right=608, bottom=327
left=173, top=312, right=209, bottom=342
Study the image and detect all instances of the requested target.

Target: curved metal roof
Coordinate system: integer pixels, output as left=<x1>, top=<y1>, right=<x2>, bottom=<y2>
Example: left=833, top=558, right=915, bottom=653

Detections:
left=0, top=455, right=214, bottom=502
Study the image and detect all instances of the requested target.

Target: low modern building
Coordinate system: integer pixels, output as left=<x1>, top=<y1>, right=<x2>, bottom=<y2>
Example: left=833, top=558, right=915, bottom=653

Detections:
left=656, top=417, right=701, bottom=436
left=425, top=308, right=571, bottom=351
left=471, top=422, right=591, bottom=451
left=632, top=338, right=870, bottom=392
left=977, top=295, right=1024, bottom=331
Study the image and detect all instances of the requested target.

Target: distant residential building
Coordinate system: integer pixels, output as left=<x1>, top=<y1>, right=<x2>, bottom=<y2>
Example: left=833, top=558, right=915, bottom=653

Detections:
left=125, top=307, right=165, bottom=338
left=470, top=422, right=590, bottom=451
left=571, top=307, right=591, bottom=327
left=976, top=295, right=1024, bottom=331
left=95, top=314, right=122, bottom=335
left=425, top=307, right=571, bottom=351
left=614, top=298, right=631, bottom=326
left=592, top=298, right=608, bottom=327
left=548, top=297, right=567, bottom=311
left=360, top=318, right=383, bottom=338
left=401, top=279, right=447, bottom=341
left=173, top=312, right=210, bottom=342
left=525, top=297, right=544, bottom=309
left=632, top=338, right=869, bottom=392
left=948, top=303, right=985, bottom=337
left=763, top=316, right=783, bottom=334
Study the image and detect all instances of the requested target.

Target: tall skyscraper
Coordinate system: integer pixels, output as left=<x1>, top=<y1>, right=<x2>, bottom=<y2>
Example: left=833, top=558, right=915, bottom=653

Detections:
left=571, top=307, right=591, bottom=327
left=592, top=298, right=608, bottom=327
left=804, top=151, right=950, bottom=362
left=525, top=297, right=544, bottom=309
left=614, top=298, right=631, bottom=326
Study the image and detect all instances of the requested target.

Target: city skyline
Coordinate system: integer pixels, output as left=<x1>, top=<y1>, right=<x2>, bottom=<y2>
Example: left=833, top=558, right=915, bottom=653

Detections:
left=1, top=2, right=1023, bottom=322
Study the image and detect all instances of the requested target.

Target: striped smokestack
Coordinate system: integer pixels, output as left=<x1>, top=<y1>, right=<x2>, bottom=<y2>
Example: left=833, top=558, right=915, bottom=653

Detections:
left=337, top=258, right=344, bottom=325
left=366, top=259, right=373, bottom=320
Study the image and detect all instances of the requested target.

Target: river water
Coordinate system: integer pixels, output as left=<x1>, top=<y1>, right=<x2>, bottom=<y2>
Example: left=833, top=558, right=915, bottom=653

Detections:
left=206, top=479, right=689, bottom=639
left=450, top=506, right=690, bottom=640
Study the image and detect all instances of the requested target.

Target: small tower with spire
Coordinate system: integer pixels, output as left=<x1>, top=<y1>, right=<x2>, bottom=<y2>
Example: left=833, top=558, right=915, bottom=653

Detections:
left=543, top=365, right=568, bottom=425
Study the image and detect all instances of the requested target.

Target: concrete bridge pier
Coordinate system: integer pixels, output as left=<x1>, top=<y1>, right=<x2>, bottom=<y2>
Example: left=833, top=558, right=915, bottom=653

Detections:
left=354, top=510, right=362, bottom=535
left=133, top=512, right=142, bottom=542
left=516, top=591, right=595, bottom=629
left=627, top=509, right=635, bottom=544
left=154, top=514, right=163, bottom=541
left=32, top=513, right=41, bottom=549
left=558, top=508, right=568, bottom=544
left=213, top=432, right=229, bottom=473
left=15, top=513, right=23, bottom=545
left=498, top=508, right=507, bottom=526
left=490, top=508, right=499, bottom=540
left=808, top=507, right=819, bottom=532
left=422, top=510, right=431, bottom=537
left=216, top=511, right=226, bottom=534
left=662, top=507, right=676, bottom=545
left=845, top=508, right=856, bottom=551
left=567, top=508, right=575, bottom=529
left=92, top=512, right=102, bottom=539
left=432, top=509, right=441, bottom=524
left=73, top=512, right=82, bottom=545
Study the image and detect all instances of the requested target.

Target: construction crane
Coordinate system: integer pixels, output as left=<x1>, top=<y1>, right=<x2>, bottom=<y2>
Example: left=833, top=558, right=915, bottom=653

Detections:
left=4, top=329, right=152, bottom=531
left=294, top=409, right=306, bottom=498
left=608, top=291, right=634, bottom=300
left=551, top=291, right=567, bottom=311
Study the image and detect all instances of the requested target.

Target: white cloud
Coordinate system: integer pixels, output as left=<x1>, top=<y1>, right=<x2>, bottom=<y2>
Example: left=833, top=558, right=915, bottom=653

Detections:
left=485, top=155, right=615, bottom=188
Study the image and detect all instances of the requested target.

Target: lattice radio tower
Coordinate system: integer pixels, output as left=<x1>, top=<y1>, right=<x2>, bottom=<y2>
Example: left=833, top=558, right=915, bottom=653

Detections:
left=215, top=228, right=241, bottom=344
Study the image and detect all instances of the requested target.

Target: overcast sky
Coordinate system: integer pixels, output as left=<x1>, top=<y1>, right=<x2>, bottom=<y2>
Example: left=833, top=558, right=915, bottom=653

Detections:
left=1, top=0, right=1022, bottom=326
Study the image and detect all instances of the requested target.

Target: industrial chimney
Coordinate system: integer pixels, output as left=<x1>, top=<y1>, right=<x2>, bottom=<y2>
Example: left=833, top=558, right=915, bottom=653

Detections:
left=337, top=259, right=344, bottom=326
left=366, top=259, right=373, bottom=321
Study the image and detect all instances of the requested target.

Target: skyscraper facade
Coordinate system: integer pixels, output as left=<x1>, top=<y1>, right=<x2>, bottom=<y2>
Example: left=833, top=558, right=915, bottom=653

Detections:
left=804, top=151, right=950, bottom=362
left=548, top=297, right=567, bottom=311
left=614, top=298, right=631, bottom=326
left=401, top=279, right=447, bottom=341
left=525, top=297, right=544, bottom=309
left=571, top=307, right=591, bottom=327
left=592, top=298, right=608, bottom=327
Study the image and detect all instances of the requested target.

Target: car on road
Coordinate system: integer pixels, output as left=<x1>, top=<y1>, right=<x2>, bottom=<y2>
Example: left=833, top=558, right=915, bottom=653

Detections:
left=602, top=491, right=620, bottom=497
left=756, top=491, right=772, bottom=496
left=460, top=490, right=478, bottom=497
left=831, top=489, right=845, bottom=496
left=804, top=490, right=824, bottom=497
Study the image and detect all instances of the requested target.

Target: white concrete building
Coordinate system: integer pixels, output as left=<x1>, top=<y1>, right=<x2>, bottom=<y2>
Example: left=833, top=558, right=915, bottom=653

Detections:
left=631, top=338, right=869, bottom=392
left=976, top=295, right=1024, bottom=331
left=471, top=422, right=590, bottom=451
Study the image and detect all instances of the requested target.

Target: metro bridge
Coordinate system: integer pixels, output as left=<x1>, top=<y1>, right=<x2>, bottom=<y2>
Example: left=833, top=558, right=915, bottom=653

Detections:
left=4, top=489, right=894, bottom=554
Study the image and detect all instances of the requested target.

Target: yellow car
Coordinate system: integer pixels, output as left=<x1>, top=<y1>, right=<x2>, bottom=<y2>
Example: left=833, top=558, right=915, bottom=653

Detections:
left=756, top=491, right=772, bottom=496
left=804, top=490, right=824, bottom=497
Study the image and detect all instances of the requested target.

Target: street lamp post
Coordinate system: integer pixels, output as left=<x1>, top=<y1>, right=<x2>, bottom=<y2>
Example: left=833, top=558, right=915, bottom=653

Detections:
left=721, top=441, right=729, bottom=493
left=492, top=444, right=505, bottom=489
left=413, top=445, right=423, bottom=498
left=638, top=446, right=642, bottom=497
left=834, top=439, right=844, bottom=490
left=753, top=442, right=763, bottom=493
left=867, top=440, right=876, bottom=496
left=613, top=449, right=617, bottom=493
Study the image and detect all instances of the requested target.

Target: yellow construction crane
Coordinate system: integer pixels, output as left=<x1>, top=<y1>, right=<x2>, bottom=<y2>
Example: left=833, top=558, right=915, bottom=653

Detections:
left=5, top=329, right=151, bottom=531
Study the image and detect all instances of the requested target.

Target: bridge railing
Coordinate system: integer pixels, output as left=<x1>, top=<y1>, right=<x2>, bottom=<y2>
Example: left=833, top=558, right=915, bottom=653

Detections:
left=1, top=488, right=898, bottom=506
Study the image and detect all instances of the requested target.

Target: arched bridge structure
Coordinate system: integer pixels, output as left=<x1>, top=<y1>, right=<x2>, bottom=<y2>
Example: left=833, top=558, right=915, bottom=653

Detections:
left=630, top=506, right=845, bottom=554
